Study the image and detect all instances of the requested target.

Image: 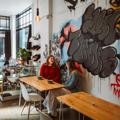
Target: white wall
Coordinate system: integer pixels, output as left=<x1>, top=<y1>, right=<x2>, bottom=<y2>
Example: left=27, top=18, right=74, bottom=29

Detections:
left=10, top=15, right=16, bottom=59
left=52, top=0, right=120, bottom=105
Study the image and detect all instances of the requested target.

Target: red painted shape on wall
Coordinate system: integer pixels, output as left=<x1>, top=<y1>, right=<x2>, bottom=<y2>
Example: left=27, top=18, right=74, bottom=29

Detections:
left=111, top=74, right=120, bottom=98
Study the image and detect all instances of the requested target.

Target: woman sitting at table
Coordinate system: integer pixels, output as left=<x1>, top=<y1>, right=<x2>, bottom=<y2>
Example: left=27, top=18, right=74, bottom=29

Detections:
left=43, top=59, right=83, bottom=118
left=40, top=55, right=60, bottom=83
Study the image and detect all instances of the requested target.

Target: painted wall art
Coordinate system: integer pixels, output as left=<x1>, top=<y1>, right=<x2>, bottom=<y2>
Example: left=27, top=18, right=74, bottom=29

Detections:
left=110, top=0, right=120, bottom=10
left=59, top=3, right=120, bottom=78
left=64, top=0, right=78, bottom=11
left=64, top=0, right=88, bottom=12
left=43, top=44, right=49, bottom=59
left=51, top=33, right=61, bottom=62
left=111, top=74, right=120, bottom=98
left=29, top=33, right=41, bottom=62
left=59, top=19, right=82, bottom=65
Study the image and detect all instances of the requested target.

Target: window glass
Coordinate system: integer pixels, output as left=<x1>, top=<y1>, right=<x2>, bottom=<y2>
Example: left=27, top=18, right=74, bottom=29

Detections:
left=1, top=19, right=6, bottom=28
left=0, top=16, right=10, bottom=64
left=6, top=20, right=10, bottom=29
left=0, top=16, right=10, bottom=30
left=16, top=7, right=32, bottom=50
left=0, top=37, right=5, bottom=60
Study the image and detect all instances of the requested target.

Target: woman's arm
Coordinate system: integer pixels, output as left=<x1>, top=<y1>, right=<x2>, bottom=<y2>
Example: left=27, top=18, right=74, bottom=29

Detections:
left=64, top=71, right=77, bottom=90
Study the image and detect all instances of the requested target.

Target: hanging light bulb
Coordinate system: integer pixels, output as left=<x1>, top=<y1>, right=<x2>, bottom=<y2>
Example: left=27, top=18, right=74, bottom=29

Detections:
left=35, top=0, right=40, bottom=22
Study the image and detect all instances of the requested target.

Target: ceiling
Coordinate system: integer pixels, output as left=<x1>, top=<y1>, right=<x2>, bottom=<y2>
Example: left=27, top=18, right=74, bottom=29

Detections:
left=0, top=0, right=33, bottom=16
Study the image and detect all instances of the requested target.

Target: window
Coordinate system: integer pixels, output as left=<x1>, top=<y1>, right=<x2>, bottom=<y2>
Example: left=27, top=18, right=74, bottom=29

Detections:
left=0, top=16, right=10, bottom=64
left=0, top=33, right=5, bottom=60
left=16, top=7, right=32, bottom=51
left=0, top=16, right=10, bottom=30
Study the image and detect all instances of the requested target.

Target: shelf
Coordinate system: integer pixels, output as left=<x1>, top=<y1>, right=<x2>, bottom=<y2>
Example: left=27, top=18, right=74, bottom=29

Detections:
left=0, top=90, right=20, bottom=101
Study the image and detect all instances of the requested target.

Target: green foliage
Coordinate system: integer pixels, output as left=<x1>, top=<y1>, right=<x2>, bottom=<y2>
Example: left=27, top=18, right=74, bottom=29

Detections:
left=17, top=48, right=30, bottom=60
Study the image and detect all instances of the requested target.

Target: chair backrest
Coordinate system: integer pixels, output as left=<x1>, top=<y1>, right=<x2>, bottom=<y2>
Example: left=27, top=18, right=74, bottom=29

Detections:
left=20, top=82, right=30, bottom=101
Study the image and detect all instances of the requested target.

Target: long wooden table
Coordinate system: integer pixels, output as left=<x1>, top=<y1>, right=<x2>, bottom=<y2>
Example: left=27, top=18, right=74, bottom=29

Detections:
left=20, top=76, right=64, bottom=92
left=19, top=76, right=64, bottom=106
left=57, top=92, right=120, bottom=120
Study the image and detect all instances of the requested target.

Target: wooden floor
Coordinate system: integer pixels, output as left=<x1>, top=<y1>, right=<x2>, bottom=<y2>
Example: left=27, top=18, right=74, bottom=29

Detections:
left=0, top=98, right=90, bottom=120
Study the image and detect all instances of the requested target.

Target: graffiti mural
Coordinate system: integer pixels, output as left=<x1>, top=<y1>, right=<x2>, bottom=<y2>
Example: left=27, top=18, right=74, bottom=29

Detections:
left=110, top=0, right=120, bottom=9
left=51, top=33, right=60, bottom=62
left=59, top=19, right=85, bottom=76
left=111, top=74, right=120, bottom=98
left=60, top=3, right=120, bottom=78
left=43, top=44, right=49, bottom=59
left=59, top=19, right=82, bottom=64
left=64, top=0, right=88, bottom=12
left=29, top=33, right=41, bottom=62
left=64, top=0, right=78, bottom=11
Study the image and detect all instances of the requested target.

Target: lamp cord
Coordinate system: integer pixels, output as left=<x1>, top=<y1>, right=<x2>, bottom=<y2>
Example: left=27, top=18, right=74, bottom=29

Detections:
left=37, top=0, right=38, bottom=8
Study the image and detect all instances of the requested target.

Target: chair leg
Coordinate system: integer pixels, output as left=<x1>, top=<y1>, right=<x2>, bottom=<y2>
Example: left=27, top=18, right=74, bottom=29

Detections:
left=28, top=102, right=31, bottom=120
left=30, top=101, right=36, bottom=112
left=19, top=89, right=22, bottom=106
left=21, top=101, right=27, bottom=115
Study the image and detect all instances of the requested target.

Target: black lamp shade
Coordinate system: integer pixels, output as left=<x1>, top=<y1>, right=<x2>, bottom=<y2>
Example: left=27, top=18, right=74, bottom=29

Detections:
left=36, top=8, right=39, bottom=16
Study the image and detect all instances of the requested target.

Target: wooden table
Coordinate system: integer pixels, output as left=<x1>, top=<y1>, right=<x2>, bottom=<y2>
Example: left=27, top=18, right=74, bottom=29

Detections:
left=57, top=92, right=120, bottom=120
left=20, top=76, right=64, bottom=91
left=19, top=76, right=64, bottom=106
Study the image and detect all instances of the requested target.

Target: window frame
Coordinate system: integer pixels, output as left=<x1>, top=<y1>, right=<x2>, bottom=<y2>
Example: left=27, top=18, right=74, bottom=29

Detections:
left=16, top=7, right=32, bottom=30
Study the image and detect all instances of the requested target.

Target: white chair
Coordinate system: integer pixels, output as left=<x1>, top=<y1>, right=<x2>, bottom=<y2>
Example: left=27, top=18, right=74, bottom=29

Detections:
left=20, top=82, right=43, bottom=120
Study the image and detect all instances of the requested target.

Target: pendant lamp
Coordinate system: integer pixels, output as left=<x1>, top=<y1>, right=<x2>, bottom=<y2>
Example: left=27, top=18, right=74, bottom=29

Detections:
left=35, top=0, right=40, bottom=22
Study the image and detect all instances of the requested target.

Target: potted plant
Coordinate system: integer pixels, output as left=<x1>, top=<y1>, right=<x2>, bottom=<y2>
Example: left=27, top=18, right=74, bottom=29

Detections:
left=17, top=48, right=30, bottom=65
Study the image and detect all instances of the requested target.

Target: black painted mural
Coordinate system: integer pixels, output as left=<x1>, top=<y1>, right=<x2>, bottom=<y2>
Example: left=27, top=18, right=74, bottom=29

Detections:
left=65, top=3, right=120, bottom=78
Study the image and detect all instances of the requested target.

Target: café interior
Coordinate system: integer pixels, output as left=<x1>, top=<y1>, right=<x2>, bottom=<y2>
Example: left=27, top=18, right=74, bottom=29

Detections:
left=0, top=0, right=120, bottom=120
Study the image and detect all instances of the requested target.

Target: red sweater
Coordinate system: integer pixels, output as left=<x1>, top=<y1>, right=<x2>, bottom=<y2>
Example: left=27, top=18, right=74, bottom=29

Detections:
left=40, top=63, right=60, bottom=83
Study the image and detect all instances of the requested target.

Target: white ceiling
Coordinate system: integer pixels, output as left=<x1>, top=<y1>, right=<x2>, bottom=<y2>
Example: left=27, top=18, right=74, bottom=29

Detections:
left=0, top=0, right=33, bottom=16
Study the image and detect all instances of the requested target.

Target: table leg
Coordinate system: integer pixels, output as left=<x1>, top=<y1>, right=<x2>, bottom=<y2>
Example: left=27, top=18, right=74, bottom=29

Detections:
left=79, top=113, right=80, bottom=120
left=62, top=103, right=64, bottom=120
left=59, top=101, right=61, bottom=120
left=83, top=115, right=84, bottom=120
left=79, top=113, right=85, bottom=120
left=59, top=101, right=64, bottom=120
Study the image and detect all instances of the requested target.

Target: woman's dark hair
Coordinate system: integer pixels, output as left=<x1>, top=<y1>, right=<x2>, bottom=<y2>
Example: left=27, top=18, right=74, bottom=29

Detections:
left=46, top=55, right=57, bottom=67
left=66, top=59, right=76, bottom=73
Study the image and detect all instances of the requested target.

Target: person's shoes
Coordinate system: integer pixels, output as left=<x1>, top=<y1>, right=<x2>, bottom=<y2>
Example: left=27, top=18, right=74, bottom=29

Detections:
left=48, top=113, right=57, bottom=118
left=35, top=104, right=44, bottom=112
